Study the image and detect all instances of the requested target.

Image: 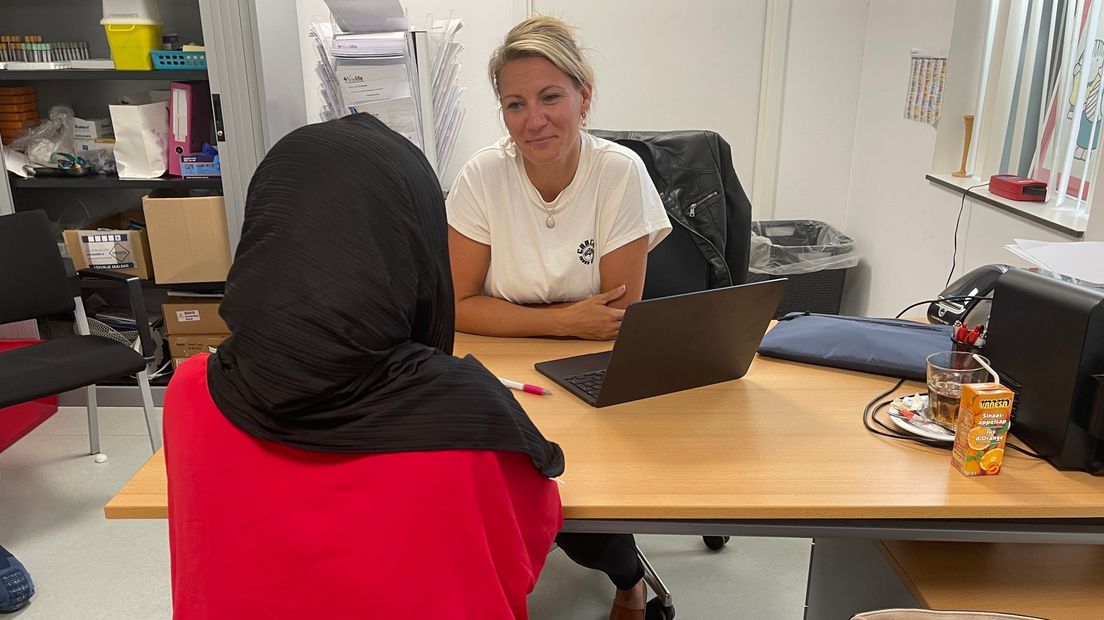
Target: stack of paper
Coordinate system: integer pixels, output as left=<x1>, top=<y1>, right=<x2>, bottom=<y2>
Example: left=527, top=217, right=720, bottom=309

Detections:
left=1005, top=239, right=1104, bottom=286
left=330, top=31, right=407, bottom=58
left=323, top=0, right=408, bottom=35
left=307, top=7, right=466, bottom=186
left=309, top=19, right=420, bottom=147
left=426, top=17, right=465, bottom=184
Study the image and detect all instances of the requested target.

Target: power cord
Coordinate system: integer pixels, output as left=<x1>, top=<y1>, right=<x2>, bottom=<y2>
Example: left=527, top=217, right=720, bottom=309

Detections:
left=946, top=183, right=990, bottom=288
left=863, top=378, right=952, bottom=449
left=862, top=379, right=1046, bottom=458
left=893, top=295, right=988, bottom=319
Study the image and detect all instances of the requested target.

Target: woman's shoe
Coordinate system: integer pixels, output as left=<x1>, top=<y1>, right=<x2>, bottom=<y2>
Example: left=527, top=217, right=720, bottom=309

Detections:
left=608, top=600, right=645, bottom=620
left=608, top=579, right=646, bottom=620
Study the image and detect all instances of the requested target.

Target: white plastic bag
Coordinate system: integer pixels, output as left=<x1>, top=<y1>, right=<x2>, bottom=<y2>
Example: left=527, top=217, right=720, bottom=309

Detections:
left=109, top=101, right=169, bottom=179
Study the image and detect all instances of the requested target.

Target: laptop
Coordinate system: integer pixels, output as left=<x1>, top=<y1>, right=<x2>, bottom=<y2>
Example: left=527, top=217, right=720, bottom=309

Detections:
left=535, top=279, right=788, bottom=407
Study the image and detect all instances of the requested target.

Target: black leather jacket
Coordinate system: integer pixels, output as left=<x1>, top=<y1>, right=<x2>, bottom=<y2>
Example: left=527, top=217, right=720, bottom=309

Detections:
left=590, top=130, right=752, bottom=295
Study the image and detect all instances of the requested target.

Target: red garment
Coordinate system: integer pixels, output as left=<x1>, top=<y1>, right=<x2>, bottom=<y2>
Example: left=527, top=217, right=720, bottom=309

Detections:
left=165, top=354, right=562, bottom=619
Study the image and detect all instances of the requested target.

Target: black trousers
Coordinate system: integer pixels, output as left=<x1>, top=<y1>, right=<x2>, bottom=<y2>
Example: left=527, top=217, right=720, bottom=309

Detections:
left=554, top=532, right=644, bottom=591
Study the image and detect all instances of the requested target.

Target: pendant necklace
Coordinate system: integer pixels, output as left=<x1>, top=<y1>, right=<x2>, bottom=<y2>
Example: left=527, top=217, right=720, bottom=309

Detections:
left=540, top=203, right=558, bottom=229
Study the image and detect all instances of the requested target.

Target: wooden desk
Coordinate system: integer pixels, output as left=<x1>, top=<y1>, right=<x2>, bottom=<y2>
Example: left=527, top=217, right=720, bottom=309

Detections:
left=107, top=333, right=1104, bottom=543
left=806, top=538, right=1104, bottom=619
left=880, top=540, right=1104, bottom=620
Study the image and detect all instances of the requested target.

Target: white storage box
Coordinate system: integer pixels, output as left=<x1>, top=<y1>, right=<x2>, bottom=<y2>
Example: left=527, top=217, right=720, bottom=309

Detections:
left=101, top=0, right=162, bottom=25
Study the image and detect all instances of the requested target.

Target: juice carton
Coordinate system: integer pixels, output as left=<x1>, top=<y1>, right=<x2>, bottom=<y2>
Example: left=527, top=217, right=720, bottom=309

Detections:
left=951, top=382, right=1014, bottom=477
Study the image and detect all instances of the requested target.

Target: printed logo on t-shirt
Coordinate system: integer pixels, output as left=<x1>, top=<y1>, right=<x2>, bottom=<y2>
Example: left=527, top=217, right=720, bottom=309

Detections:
left=577, top=239, right=595, bottom=265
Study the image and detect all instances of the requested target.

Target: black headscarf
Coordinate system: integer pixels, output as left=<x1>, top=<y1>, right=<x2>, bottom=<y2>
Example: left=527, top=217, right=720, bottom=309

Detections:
left=207, top=114, right=564, bottom=478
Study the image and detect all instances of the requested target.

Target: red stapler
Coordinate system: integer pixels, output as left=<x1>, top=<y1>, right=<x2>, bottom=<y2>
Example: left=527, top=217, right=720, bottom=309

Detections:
left=989, top=174, right=1047, bottom=202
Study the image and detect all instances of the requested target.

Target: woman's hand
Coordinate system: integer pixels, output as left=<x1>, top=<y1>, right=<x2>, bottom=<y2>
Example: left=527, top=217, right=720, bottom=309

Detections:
left=559, top=285, right=627, bottom=340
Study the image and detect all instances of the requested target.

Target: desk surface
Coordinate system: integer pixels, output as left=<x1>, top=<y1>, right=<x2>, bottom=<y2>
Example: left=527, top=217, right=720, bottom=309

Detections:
left=880, top=540, right=1104, bottom=619
left=106, top=333, right=1104, bottom=521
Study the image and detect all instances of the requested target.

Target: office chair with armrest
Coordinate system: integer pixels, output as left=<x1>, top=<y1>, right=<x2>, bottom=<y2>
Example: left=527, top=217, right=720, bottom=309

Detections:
left=0, top=210, right=160, bottom=456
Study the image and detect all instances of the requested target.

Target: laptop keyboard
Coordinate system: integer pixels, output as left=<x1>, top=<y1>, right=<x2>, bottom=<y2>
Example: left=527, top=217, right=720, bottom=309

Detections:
left=565, top=370, right=606, bottom=400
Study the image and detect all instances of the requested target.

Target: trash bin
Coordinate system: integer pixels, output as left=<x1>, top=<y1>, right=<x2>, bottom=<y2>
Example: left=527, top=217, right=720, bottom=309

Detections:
left=748, top=220, right=859, bottom=317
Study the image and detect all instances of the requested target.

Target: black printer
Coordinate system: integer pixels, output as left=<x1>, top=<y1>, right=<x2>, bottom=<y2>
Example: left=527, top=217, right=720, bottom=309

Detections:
left=984, top=269, right=1104, bottom=474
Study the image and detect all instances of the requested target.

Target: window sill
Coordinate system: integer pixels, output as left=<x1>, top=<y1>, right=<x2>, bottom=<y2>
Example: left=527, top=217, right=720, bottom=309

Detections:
left=926, top=173, right=1088, bottom=238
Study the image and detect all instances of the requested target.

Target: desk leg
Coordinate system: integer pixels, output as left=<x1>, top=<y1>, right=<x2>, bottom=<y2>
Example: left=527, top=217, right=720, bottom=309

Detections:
left=804, top=538, right=920, bottom=620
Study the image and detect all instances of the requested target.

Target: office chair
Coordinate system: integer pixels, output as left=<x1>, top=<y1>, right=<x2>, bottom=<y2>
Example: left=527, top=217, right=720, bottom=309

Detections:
left=0, top=210, right=160, bottom=456
left=590, top=129, right=753, bottom=301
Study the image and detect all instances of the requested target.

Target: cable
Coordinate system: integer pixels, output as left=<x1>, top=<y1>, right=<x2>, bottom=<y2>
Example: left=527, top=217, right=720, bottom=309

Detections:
left=862, top=378, right=953, bottom=449
left=946, top=183, right=990, bottom=288
left=861, top=379, right=1048, bottom=459
left=1005, top=442, right=1045, bottom=459
left=893, top=295, right=988, bottom=319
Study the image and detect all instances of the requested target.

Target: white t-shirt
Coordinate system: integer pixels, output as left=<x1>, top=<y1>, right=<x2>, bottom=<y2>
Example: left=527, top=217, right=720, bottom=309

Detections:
left=446, top=132, right=671, bottom=305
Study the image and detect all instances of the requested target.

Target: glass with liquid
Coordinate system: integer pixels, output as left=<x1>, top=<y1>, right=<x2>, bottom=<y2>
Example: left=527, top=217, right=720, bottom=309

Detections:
left=925, top=351, right=990, bottom=430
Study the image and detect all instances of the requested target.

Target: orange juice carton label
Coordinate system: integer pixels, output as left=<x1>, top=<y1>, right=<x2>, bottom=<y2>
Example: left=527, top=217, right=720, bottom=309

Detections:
left=951, top=382, right=1014, bottom=477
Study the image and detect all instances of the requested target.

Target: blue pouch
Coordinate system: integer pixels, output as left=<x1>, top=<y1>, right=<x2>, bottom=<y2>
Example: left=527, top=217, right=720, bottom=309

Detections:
left=757, top=312, right=953, bottom=380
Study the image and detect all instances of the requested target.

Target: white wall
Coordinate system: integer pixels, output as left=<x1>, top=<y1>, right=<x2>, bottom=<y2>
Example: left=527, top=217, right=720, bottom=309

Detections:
left=839, top=0, right=1085, bottom=318
left=291, top=0, right=767, bottom=189
left=772, top=0, right=868, bottom=229
left=532, top=0, right=767, bottom=189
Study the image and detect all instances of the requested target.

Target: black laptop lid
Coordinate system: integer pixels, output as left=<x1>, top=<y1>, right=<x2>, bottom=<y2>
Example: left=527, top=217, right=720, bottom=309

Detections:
left=594, top=279, right=787, bottom=406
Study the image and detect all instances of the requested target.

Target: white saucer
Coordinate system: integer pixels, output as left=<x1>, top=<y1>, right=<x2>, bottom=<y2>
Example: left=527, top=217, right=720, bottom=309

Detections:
left=887, top=395, right=955, bottom=443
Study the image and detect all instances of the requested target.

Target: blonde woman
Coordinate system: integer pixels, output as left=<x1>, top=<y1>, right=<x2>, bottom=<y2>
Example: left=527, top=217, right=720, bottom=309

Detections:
left=448, top=15, right=671, bottom=342
left=447, top=16, right=669, bottom=619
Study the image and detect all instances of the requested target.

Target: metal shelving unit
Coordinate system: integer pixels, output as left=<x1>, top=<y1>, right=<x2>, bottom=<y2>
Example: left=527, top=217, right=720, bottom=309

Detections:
left=0, top=69, right=209, bottom=81
left=9, top=174, right=222, bottom=190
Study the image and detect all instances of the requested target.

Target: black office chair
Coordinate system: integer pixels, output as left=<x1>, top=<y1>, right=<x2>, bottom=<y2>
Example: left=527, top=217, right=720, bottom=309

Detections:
left=0, top=210, right=160, bottom=456
left=590, top=129, right=753, bottom=300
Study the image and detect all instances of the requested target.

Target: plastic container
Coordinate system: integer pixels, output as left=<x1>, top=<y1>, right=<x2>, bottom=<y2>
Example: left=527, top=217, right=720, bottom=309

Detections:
left=103, top=24, right=162, bottom=70
left=748, top=220, right=860, bottom=317
left=151, top=50, right=207, bottom=71
left=102, top=0, right=162, bottom=71
left=101, top=0, right=161, bottom=24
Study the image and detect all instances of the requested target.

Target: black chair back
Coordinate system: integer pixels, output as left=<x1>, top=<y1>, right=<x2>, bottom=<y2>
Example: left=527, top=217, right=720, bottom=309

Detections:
left=613, top=140, right=712, bottom=299
left=594, top=132, right=744, bottom=299
left=0, top=210, right=75, bottom=324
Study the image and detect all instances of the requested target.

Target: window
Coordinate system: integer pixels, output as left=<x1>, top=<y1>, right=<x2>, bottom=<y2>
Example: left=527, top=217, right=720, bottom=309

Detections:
left=973, top=0, right=1104, bottom=217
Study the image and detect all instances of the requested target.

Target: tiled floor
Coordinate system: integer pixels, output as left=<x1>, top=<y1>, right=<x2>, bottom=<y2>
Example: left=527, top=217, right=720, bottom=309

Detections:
left=0, top=407, right=812, bottom=619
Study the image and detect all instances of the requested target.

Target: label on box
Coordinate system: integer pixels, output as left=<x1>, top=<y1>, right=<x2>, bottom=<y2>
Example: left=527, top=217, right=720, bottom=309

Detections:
left=176, top=310, right=201, bottom=322
left=72, top=117, right=113, bottom=140
left=80, top=233, right=135, bottom=269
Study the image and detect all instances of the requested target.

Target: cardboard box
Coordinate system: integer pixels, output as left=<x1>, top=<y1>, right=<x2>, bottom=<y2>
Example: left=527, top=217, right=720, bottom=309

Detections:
left=62, top=210, right=152, bottom=279
left=162, top=299, right=228, bottom=335
left=72, top=116, right=114, bottom=140
left=142, top=191, right=232, bottom=284
left=168, top=333, right=228, bottom=368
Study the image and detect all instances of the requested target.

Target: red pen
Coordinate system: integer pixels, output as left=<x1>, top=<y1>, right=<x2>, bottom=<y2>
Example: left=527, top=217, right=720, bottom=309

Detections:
left=498, top=377, right=551, bottom=396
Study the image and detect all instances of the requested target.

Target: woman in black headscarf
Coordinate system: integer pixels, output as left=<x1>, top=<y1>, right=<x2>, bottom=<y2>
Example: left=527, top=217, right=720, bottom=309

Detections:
left=164, top=113, right=564, bottom=620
